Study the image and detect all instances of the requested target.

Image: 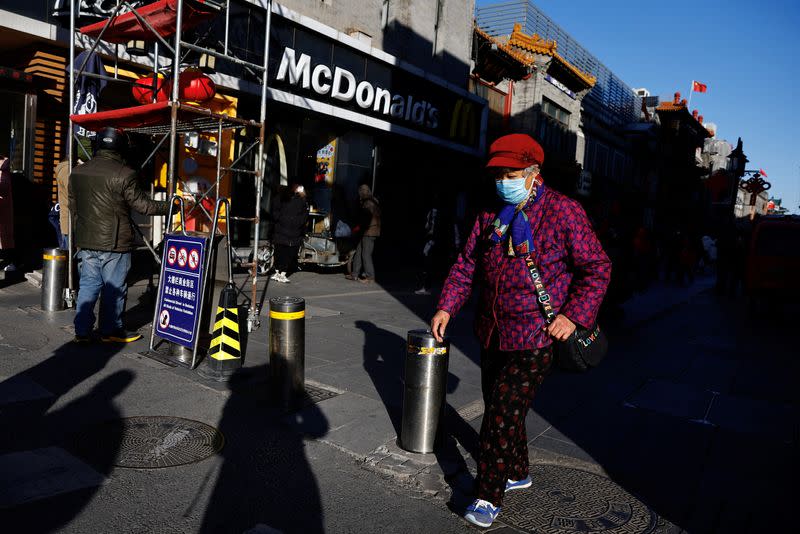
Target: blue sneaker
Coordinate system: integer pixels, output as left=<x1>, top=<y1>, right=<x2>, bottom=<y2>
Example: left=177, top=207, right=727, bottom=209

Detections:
left=464, top=499, right=501, bottom=528
left=505, top=475, right=532, bottom=492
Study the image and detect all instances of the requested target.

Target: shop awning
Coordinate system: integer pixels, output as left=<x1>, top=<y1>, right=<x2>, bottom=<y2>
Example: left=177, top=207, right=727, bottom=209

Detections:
left=79, top=0, right=220, bottom=44
left=70, top=101, right=258, bottom=135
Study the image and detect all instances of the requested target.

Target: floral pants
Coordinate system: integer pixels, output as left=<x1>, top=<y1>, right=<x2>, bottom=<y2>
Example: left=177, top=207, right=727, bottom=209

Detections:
left=476, top=340, right=553, bottom=507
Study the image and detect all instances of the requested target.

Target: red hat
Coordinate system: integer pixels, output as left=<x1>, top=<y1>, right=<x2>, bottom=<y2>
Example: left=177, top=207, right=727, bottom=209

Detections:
left=485, top=133, right=544, bottom=169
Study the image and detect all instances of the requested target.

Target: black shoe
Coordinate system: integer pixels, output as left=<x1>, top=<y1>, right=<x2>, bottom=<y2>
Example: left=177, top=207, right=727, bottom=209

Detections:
left=101, top=330, right=143, bottom=343
left=73, top=334, right=91, bottom=344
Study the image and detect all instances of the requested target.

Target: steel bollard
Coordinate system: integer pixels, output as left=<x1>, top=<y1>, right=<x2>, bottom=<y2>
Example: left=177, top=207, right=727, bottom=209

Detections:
left=170, top=343, right=193, bottom=366
left=269, top=296, right=305, bottom=410
left=41, top=248, right=68, bottom=311
left=399, top=329, right=450, bottom=453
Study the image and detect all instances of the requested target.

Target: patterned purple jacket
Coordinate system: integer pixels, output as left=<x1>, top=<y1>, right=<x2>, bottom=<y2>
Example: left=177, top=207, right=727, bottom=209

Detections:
left=437, top=185, right=611, bottom=351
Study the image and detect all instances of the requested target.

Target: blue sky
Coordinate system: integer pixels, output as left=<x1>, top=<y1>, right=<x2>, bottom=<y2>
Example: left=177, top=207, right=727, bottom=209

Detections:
left=476, top=0, right=800, bottom=212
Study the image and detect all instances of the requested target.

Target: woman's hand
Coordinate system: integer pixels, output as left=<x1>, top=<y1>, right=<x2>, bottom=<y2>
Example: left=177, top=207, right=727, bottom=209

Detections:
left=546, top=314, right=576, bottom=341
left=431, top=310, right=451, bottom=342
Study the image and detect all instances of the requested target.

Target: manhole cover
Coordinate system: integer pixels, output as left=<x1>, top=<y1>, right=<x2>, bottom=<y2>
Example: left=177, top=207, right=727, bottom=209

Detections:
left=501, top=465, right=657, bottom=533
left=303, top=384, right=339, bottom=406
left=77, top=416, right=224, bottom=469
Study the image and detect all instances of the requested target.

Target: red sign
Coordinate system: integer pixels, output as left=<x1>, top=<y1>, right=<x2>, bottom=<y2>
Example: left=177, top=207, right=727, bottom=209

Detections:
left=177, top=248, right=188, bottom=267
left=167, top=246, right=177, bottom=265
left=188, top=249, right=200, bottom=270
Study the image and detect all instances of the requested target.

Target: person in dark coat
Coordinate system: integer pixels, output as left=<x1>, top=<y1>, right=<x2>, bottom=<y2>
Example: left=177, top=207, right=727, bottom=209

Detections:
left=270, top=184, right=308, bottom=283
left=70, top=127, right=169, bottom=343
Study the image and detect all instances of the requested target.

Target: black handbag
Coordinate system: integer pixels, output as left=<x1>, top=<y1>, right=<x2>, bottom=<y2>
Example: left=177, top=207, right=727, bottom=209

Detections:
left=524, top=256, right=608, bottom=372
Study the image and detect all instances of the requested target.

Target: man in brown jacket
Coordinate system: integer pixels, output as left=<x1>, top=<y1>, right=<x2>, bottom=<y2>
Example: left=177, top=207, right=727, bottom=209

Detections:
left=350, top=184, right=381, bottom=283
left=70, top=127, right=169, bottom=343
left=54, top=158, right=75, bottom=249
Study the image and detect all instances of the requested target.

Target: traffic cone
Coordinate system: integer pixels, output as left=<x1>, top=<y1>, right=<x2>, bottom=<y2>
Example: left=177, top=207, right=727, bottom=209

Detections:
left=198, top=283, right=242, bottom=381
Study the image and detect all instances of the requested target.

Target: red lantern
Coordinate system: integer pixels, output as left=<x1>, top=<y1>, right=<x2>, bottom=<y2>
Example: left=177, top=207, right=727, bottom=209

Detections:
left=178, top=68, right=216, bottom=103
left=131, top=74, right=168, bottom=104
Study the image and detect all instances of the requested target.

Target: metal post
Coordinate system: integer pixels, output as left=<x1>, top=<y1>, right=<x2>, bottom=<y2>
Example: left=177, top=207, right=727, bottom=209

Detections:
left=215, top=119, right=223, bottom=230
left=149, top=196, right=185, bottom=352
left=269, top=296, right=305, bottom=411
left=223, top=0, right=230, bottom=55
left=66, top=0, right=76, bottom=307
left=249, top=0, right=273, bottom=331
left=41, top=248, right=68, bottom=311
left=167, top=0, right=186, bottom=197
left=400, top=329, right=450, bottom=453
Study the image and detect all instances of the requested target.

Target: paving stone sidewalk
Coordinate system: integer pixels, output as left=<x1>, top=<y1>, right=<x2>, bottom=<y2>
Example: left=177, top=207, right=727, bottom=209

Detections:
left=1, top=269, right=794, bottom=533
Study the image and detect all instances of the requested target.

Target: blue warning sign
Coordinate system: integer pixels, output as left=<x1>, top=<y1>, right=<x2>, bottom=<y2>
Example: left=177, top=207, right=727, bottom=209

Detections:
left=155, top=234, right=206, bottom=348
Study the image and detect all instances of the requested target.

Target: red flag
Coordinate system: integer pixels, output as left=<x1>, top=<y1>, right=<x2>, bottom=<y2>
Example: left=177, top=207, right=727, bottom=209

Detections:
left=692, top=81, right=708, bottom=93
left=759, top=168, right=767, bottom=177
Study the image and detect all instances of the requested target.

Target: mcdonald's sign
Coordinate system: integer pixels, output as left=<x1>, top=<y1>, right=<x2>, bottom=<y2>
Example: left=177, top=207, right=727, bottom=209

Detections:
left=267, top=13, right=487, bottom=155
left=448, top=98, right=481, bottom=147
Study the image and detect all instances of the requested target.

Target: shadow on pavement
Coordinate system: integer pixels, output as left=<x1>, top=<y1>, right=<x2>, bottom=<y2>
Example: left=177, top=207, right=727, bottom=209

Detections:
left=0, top=340, right=133, bottom=533
left=379, top=269, right=797, bottom=532
left=356, top=320, right=406, bottom=435
left=199, top=364, right=329, bottom=534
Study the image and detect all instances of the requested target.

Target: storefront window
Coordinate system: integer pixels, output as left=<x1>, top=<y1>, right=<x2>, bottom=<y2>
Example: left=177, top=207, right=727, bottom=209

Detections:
left=0, top=90, right=35, bottom=176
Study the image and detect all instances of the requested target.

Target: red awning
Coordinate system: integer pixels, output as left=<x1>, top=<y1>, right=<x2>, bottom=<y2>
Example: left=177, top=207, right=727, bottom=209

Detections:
left=79, top=0, right=219, bottom=44
left=70, top=101, right=258, bottom=135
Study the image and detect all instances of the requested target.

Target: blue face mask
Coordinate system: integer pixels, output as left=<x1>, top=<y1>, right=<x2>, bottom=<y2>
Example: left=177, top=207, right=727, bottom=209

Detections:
left=495, top=176, right=531, bottom=205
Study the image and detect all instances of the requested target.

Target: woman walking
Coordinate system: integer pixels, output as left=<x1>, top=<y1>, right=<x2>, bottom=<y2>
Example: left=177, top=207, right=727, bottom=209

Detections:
left=430, top=134, right=611, bottom=528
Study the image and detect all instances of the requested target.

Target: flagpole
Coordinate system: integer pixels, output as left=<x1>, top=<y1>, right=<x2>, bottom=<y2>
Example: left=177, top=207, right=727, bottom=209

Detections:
left=687, top=80, right=694, bottom=110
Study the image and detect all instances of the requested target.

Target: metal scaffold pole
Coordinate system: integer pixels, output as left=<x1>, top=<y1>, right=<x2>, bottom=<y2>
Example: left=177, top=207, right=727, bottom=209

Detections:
left=249, top=0, right=273, bottom=331
left=65, top=0, right=274, bottom=339
left=167, top=0, right=186, bottom=198
left=65, top=0, right=76, bottom=308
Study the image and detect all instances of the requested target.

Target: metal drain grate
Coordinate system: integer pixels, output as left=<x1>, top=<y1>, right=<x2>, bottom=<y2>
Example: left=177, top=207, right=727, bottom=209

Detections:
left=501, top=465, right=658, bottom=533
left=302, top=384, right=339, bottom=407
left=77, top=416, right=224, bottom=469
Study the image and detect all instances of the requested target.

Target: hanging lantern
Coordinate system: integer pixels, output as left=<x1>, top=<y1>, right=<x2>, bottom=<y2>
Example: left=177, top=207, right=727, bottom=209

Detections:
left=178, top=68, right=216, bottom=104
left=132, top=73, right=168, bottom=104
left=199, top=53, right=217, bottom=74
left=126, top=40, right=148, bottom=56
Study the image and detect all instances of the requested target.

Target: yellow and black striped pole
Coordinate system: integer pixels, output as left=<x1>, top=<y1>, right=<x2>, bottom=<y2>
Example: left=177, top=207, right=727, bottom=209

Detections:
left=269, top=296, right=305, bottom=411
left=199, top=283, right=242, bottom=381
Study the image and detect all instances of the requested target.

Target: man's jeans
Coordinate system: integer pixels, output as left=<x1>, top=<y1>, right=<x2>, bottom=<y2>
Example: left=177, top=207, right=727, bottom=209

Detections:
left=352, top=236, right=377, bottom=279
left=74, top=250, right=131, bottom=336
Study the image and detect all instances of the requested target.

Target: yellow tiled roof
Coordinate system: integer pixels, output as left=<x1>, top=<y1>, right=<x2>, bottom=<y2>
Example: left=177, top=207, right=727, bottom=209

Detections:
left=506, top=23, right=596, bottom=87
left=474, top=25, right=533, bottom=68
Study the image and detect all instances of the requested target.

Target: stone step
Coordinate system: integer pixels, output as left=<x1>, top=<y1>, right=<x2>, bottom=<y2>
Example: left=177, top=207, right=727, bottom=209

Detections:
left=25, top=270, right=43, bottom=288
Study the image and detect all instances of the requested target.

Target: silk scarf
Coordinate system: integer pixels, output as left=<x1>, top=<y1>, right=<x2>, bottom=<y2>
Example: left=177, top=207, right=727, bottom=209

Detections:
left=488, top=177, right=543, bottom=256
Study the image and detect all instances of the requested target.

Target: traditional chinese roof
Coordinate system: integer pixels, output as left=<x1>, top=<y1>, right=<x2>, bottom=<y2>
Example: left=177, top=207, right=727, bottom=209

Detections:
left=656, top=93, right=713, bottom=138
left=474, top=25, right=531, bottom=68
left=473, top=24, right=596, bottom=90
left=472, top=25, right=531, bottom=84
left=506, top=23, right=596, bottom=88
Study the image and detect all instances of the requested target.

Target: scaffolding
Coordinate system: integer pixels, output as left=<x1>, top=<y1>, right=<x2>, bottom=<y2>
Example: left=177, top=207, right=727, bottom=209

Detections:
left=65, top=0, right=274, bottom=332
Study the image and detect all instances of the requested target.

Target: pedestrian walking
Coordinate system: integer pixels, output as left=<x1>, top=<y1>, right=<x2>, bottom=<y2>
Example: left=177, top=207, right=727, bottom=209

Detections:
left=414, top=195, right=440, bottom=295
left=349, top=184, right=381, bottom=283
left=70, top=127, right=169, bottom=343
left=269, top=184, right=308, bottom=283
left=0, top=155, right=16, bottom=272
left=429, top=134, right=611, bottom=528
